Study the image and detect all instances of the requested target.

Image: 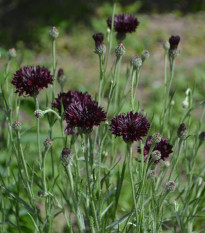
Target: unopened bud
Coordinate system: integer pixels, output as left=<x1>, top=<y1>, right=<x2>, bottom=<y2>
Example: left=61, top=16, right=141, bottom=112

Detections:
left=177, top=123, right=188, bottom=140
left=141, top=50, right=150, bottom=61
left=61, top=148, right=72, bottom=165
left=57, top=68, right=66, bottom=84
left=115, top=43, right=125, bottom=58
left=44, top=138, right=53, bottom=148
left=95, top=44, right=106, bottom=55
left=131, top=56, right=142, bottom=70
left=163, top=41, right=170, bottom=51
left=151, top=150, right=161, bottom=161
left=199, top=132, right=205, bottom=143
left=164, top=161, right=170, bottom=168
left=166, top=181, right=176, bottom=192
left=34, top=109, right=44, bottom=118
left=12, top=121, right=21, bottom=131
left=182, top=99, right=189, bottom=109
left=171, top=100, right=175, bottom=106
left=37, top=190, right=44, bottom=197
left=49, top=27, right=59, bottom=39
left=152, top=132, right=162, bottom=144
left=148, top=170, right=156, bottom=179
left=8, top=48, right=16, bottom=59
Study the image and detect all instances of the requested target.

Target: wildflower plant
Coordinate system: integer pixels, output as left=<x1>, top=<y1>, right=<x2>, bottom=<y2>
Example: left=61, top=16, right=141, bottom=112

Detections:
left=0, top=3, right=205, bottom=233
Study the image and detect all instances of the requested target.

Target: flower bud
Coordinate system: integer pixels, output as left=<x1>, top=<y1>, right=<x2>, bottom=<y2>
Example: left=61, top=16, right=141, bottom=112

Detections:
left=49, top=27, right=59, bottom=39
left=152, top=132, right=162, bottom=144
left=93, top=33, right=106, bottom=55
left=199, top=132, right=205, bottom=143
left=61, top=148, right=72, bottom=166
left=37, top=190, right=44, bottom=197
left=151, top=150, right=161, bottom=161
left=44, top=138, right=53, bottom=148
left=182, top=99, right=189, bottom=109
left=163, top=41, right=170, bottom=51
left=164, top=161, right=170, bottom=168
left=34, top=109, right=44, bottom=118
left=177, top=123, right=188, bottom=140
left=12, top=121, right=21, bottom=131
left=115, top=43, right=125, bottom=58
left=148, top=170, right=156, bottom=179
left=141, top=50, right=150, bottom=62
left=166, top=181, right=176, bottom=192
left=57, top=68, right=66, bottom=84
left=171, top=100, right=175, bottom=106
left=131, top=56, right=142, bottom=70
left=8, top=48, right=16, bottom=59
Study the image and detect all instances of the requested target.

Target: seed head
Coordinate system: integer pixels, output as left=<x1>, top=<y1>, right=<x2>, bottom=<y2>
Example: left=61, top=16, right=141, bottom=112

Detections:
left=12, top=121, right=21, bottom=131
left=166, top=181, right=176, bottom=192
left=49, top=27, right=59, bottom=39
left=177, top=123, right=188, bottom=140
left=34, top=109, right=44, bottom=118
left=115, top=43, right=125, bottom=58
left=8, top=48, right=16, bottom=59
left=152, top=132, right=162, bottom=144
left=44, top=138, right=53, bottom=148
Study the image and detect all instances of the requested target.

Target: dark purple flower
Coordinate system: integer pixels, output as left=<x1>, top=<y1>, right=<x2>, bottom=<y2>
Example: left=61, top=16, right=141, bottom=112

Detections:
left=11, top=66, right=53, bottom=97
left=52, top=91, right=92, bottom=115
left=139, top=136, right=173, bottom=163
left=169, top=35, right=180, bottom=50
left=107, top=14, right=139, bottom=34
left=110, top=112, right=150, bottom=143
left=64, top=101, right=106, bottom=134
left=92, top=33, right=104, bottom=47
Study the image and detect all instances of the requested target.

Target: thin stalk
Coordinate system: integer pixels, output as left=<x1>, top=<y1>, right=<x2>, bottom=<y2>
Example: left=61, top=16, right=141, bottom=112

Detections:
left=130, top=69, right=136, bottom=111
left=114, top=57, right=122, bottom=112
left=127, top=144, right=138, bottom=222
left=105, top=1, right=116, bottom=70
left=52, top=39, right=56, bottom=101
left=168, top=139, right=183, bottom=180
left=107, top=57, right=121, bottom=113
left=98, top=54, right=105, bottom=105
left=16, top=131, right=33, bottom=200
left=34, top=97, right=42, bottom=165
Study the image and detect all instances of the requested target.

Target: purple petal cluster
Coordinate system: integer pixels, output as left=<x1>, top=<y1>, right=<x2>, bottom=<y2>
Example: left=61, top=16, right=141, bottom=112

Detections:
left=107, top=14, right=139, bottom=34
left=11, top=66, right=53, bottom=97
left=64, top=101, right=106, bottom=134
left=169, top=35, right=180, bottom=50
left=140, top=136, right=173, bottom=163
left=92, top=33, right=104, bottom=46
left=110, top=112, right=150, bottom=143
left=52, top=91, right=92, bottom=115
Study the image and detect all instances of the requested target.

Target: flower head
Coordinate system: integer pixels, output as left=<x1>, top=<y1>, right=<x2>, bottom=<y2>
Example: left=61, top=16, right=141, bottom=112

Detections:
left=49, top=26, right=59, bottom=39
left=107, top=14, right=139, bottom=34
left=169, top=35, right=180, bottom=50
left=52, top=91, right=92, bottom=116
left=61, top=148, right=72, bottom=165
left=12, top=66, right=53, bottom=97
left=139, top=136, right=173, bottom=163
left=166, top=181, right=176, bottom=192
left=64, top=101, right=106, bottom=134
left=92, top=33, right=106, bottom=55
left=110, top=112, right=150, bottom=143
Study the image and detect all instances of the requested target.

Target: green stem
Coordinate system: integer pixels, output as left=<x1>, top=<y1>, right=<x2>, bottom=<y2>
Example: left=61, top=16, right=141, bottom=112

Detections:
left=130, top=69, right=136, bottom=111
left=35, top=97, right=42, bottom=165
left=52, top=39, right=56, bottom=101
left=105, top=1, right=116, bottom=70
left=168, top=139, right=183, bottom=180
left=98, top=54, right=105, bottom=105
left=127, top=144, right=138, bottom=222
